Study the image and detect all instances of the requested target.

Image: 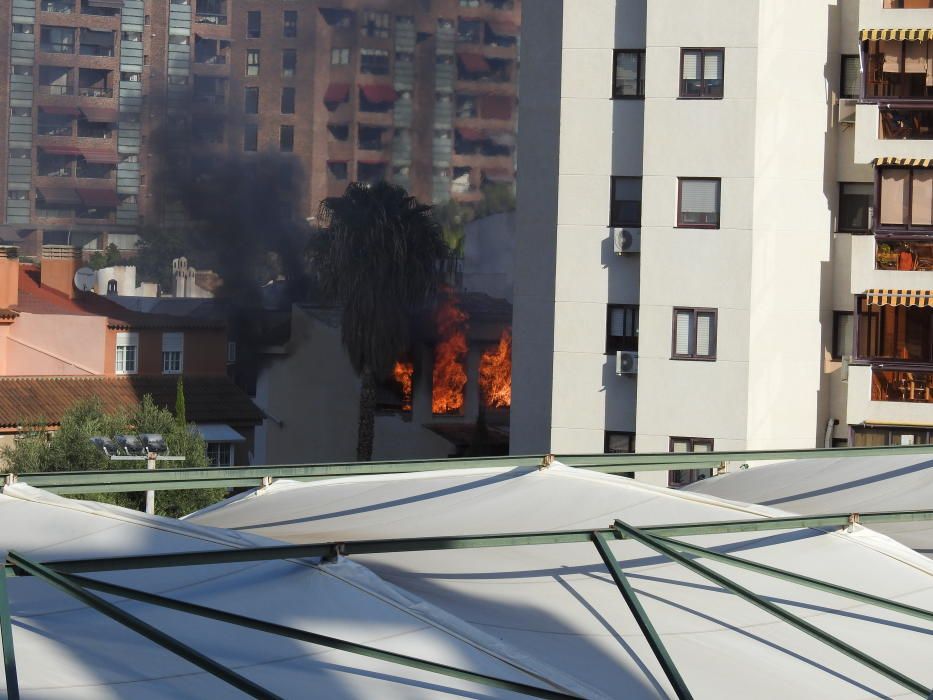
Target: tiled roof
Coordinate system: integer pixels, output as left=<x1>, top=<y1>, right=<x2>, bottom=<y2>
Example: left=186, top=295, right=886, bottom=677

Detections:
left=0, top=376, right=263, bottom=429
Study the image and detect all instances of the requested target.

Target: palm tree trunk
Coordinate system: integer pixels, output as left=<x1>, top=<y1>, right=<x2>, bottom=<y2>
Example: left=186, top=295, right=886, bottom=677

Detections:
left=357, top=365, right=376, bottom=461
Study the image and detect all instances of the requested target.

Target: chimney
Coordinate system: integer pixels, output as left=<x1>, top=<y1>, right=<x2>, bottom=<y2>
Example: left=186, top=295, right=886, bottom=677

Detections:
left=40, top=245, right=83, bottom=299
left=0, top=247, right=19, bottom=309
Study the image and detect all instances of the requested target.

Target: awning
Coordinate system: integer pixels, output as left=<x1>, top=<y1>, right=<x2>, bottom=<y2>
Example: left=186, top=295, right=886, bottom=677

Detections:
left=37, top=187, right=81, bottom=205
left=359, top=84, right=398, bottom=104
left=874, top=157, right=933, bottom=167
left=486, top=20, right=519, bottom=36
left=865, top=288, right=933, bottom=307
left=479, top=95, right=513, bottom=120
left=39, top=144, right=82, bottom=156
left=323, top=83, right=350, bottom=104
left=86, top=0, right=123, bottom=8
left=860, top=29, right=933, bottom=41
left=40, top=105, right=81, bottom=117
left=483, top=167, right=514, bottom=183
left=76, top=187, right=120, bottom=208
left=357, top=157, right=387, bottom=165
left=81, top=106, right=119, bottom=123
left=195, top=423, right=246, bottom=443
left=456, top=127, right=485, bottom=141
left=319, top=8, right=354, bottom=26
left=81, top=29, right=115, bottom=46
left=457, top=53, right=490, bottom=73
left=80, top=149, right=119, bottom=164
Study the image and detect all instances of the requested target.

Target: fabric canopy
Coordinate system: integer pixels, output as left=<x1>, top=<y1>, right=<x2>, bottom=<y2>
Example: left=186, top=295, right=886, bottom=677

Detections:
left=322, top=83, right=350, bottom=103
left=195, top=423, right=246, bottom=443
left=76, top=187, right=120, bottom=207
left=80, top=149, right=119, bottom=164
left=479, top=95, right=513, bottom=120
left=483, top=167, right=514, bottom=183
left=456, top=127, right=485, bottom=141
left=865, top=288, right=933, bottom=307
left=37, top=187, right=81, bottom=205
left=39, top=144, right=82, bottom=156
left=359, top=84, right=398, bottom=104
left=40, top=105, right=81, bottom=116
left=81, top=105, right=119, bottom=123
left=86, top=0, right=123, bottom=7
left=861, top=28, right=933, bottom=41
left=875, top=157, right=933, bottom=167
left=457, top=53, right=490, bottom=72
left=486, top=20, right=519, bottom=36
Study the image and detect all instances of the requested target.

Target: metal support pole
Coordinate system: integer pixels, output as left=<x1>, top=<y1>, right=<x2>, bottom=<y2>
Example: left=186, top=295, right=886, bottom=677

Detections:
left=591, top=532, right=692, bottom=699
left=145, top=452, right=156, bottom=515
left=0, top=561, right=19, bottom=700
left=612, top=520, right=932, bottom=698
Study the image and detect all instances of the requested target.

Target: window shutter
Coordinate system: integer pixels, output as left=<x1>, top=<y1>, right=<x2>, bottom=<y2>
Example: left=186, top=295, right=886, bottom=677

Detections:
left=880, top=169, right=908, bottom=225
left=682, top=51, right=699, bottom=80
left=837, top=314, right=854, bottom=357
left=681, top=179, right=718, bottom=214
left=703, top=51, right=722, bottom=80
left=842, top=57, right=860, bottom=97
left=671, top=439, right=689, bottom=453
left=162, top=332, right=183, bottom=352
left=696, top=312, right=713, bottom=356
left=911, top=170, right=933, bottom=226
left=674, top=310, right=691, bottom=355
left=693, top=441, right=713, bottom=453
left=610, top=308, right=628, bottom=337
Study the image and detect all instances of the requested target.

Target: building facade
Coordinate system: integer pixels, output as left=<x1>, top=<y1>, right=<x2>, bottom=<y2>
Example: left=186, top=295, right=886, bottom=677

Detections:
left=1, top=0, right=520, bottom=256
left=512, top=0, right=933, bottom=485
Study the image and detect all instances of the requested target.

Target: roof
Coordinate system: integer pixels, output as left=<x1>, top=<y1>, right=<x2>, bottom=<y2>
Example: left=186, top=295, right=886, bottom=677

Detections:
left=686, top=454, right=933, bottom=557
left=0, top=308, right=17, bottom=320
left=0, top=484, right=576, bottom=698
left=0, top=375, right=263, bottom=428
left=189, top=464, right=933, bottom=699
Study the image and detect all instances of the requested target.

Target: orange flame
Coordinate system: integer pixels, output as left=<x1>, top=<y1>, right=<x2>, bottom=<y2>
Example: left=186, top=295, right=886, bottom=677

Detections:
left=432, top=292, right=469, bottom=415
left=479, top=328, right=512, bottom=409
left=392, top=361, right=414, bottom=412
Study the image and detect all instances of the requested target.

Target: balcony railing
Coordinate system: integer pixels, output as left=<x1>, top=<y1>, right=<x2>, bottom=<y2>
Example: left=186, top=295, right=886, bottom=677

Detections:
left=195, top=54, right=227, bottom=65
left=38, top=84, right=74, bottom=96
left=78, top=86, right=113, bottom=98
left=41, top=0, right=75, bottom=11
left=40, top=42, right=75, bottom=54
left=195, top=13, right=228, bottom=25
left=875, top=239, right=933, bottom=270
left=879, top=108, right=933, bottom=139
left=79, top=45, right=115, bottom=57
left=872, top=365, right=933, bottom=403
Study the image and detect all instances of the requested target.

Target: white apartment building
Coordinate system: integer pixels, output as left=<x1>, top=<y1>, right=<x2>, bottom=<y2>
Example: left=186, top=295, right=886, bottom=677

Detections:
left=512, top=0, right=933, bottom=485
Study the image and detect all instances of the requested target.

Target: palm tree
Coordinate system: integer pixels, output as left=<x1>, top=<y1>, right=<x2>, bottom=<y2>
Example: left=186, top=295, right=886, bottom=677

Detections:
left=312, top=182, right=448, bottom=460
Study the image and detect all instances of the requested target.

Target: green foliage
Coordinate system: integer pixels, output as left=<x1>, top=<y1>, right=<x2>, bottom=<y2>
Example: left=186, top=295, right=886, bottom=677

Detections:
left=134, top=225, right=188, bottom=291
left=175, top=376, right=187, bottom=428
left=88, top=243, right=126, bottom=271
left=0, top=396, right=222, bottom=518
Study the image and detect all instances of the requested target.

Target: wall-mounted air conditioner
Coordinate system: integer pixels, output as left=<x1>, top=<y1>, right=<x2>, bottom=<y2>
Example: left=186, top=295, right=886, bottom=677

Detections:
left=612, top=228, right=640, bottom=255
left=837, top=98, right=857, bottom=126
left=616, top=351, right=638, bottom=375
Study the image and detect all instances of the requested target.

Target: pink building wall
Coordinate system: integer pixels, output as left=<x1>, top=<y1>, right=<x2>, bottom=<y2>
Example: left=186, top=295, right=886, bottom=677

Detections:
left=4, top=314, right=107, bottom=376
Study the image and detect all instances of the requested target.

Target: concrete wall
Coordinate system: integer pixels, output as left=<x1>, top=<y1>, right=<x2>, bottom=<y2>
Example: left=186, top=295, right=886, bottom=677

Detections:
left=6, top=314, right=107, bottom=375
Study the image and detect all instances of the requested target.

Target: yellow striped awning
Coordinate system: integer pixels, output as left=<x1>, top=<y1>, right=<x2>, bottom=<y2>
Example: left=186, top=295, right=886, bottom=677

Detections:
left=874, top=157, right=933, bottom=167
left=865, top=289, right=933, bottom=307
left=860, top=28, right=933, bottom=41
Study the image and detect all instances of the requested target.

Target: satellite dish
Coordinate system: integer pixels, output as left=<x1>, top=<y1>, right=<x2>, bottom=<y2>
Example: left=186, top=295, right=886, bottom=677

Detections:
left=74, top=267, right=95, bottom=292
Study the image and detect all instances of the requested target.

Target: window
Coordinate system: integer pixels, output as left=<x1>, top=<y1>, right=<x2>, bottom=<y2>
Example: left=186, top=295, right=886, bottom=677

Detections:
left=328, top=123, right=349, bottom=140
left=247, top=10, right=261, bottom=38
left=607, top=305, right=639, bottom=353
left=832, top=311, right=853, bottom=360
left=205, top=442, right=234, bottom=467
left=839, top=182, right=873, bottom=232
left=841, top=55, right=860, bottom=99
left=328, top=161, right=348, bottom=179
left=613, top=50, right=645, bottom=98
left=361, top=11, right=390, bottom=38
left=677, top=178, right=721, bottom=228
left=668, top=437, right=714, bottom=488
left=680, top=48, right=724, bottom=98
left=605, top=431, right=635, bottom=454
left=281, top=87, right=295, bottom=114
left=280, top=125, right=294, bottom=152
left=282, top=49, right=296, bottom=77
left=611, top=177, right=642, bottom=227
left=878, top=167, right=933, bottom=229
left=162, top=332, right=183, bottom=374
left=283, top=10, right=297, bottom=38
left=244, top=124, right=258, bottom=151
left=244, top=86, right=259, bottom=114
left=11, top=107, right=31, bottom=118
left=246, top=49, right=260, bottom=76
left=115, top=332, right=138, bottom=374
left=672, top=308, right=717, bottom=360
left=360, top=48, right=389, bottom=75
left=331, top=47, right=350, bottom=65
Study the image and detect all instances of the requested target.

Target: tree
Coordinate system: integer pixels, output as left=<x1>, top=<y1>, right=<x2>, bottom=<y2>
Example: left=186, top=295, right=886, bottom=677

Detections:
left=0, top=396, right=221, bottom=518
left=311, top=182, right=448, bottom=460
left=175, top=376, right=186, bottom=428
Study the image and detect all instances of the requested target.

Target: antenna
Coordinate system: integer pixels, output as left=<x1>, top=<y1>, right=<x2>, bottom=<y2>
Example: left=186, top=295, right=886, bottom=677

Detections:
left=74, top=267, right=95, bottom=292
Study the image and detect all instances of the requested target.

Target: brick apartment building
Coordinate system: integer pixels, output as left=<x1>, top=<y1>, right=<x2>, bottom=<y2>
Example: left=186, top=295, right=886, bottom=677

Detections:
left=0, top=0, right=520, bottom=256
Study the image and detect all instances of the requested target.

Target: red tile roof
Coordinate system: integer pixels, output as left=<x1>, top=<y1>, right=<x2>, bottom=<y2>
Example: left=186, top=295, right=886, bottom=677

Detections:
left=0, top=376, right=263, bottom=429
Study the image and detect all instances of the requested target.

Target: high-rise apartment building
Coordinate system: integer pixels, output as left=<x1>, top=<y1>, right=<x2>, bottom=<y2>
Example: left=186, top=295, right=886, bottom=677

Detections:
left=0, top=0, right=520, bottom=255
left=512, top=0, right=933, bottom=485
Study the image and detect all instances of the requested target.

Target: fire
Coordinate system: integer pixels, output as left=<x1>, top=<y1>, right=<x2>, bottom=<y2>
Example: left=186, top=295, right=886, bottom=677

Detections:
left=479, top=328, right=512, bottom=409
left=432, top=292, right=469, bottom=415
left=393, top=361, right=414, bottom=412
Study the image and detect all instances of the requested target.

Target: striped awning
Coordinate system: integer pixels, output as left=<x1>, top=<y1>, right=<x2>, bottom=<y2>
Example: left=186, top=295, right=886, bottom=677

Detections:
left=860, top=28, right=933, bottom=41
left=874, top=157, right=933, bottom=167
left=865, top=289, right=933, bottom=307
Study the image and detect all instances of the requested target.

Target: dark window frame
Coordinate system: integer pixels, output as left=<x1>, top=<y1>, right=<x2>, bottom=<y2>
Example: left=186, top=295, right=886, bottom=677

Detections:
left=244, top=86, right=259, bottom=114
left=282, top=49, right=297, bottom=77
left=606, top=304, right=639, bottom=353
left=243, top=123, right=258, bottom=152
left=668, top=436, right=715, bottom=488
left=840, top=54, right=860, bottom=99
left=677, top=177, right=721, bottom=229
left=246, top=10, right=261, bottom=38
left=604, top=431, right=635, bottom=454
left=838, top=181, right=874, bottom=233
left=679, top=48, right=724, bottom=99
left=610, top=176, right=642, bottom=227
left=283, top=10, right=297, bottom=38
left=671, top=307, right=718, bottom=361
left=279, top=124, right=294, bottom=152
left=612, top=49, right=645, bottom=99
left=832, top=310, right=853, bottom=360
left=875, top=166, right=933, bottom=233
left=281, top=87, right=295, bottom=114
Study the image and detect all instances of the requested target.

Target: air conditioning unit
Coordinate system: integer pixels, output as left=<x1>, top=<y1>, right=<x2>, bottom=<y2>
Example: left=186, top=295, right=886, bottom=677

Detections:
left=612, top=228, right=641, bottom=255
left=616, top=350, right=638, bottom=375
left=837, top=98, right=857, bottom=126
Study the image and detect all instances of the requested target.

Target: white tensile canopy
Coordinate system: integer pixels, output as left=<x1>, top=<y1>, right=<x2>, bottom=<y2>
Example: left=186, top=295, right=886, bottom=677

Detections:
left=685, top=454, right=933, bottom=557
left=0, top=484, right=591, bottom=699
left=188, top=463, right=933, bottom=699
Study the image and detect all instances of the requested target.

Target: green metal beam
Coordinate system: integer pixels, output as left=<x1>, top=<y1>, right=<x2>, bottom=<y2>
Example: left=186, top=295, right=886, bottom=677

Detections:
left=611, top=520, right=932, bottom=698
left=591, top=532, right=693, bottom=700
left=0, top=563, right=19, bottom=700
left=64, top=573, right=579, bottom=700
left=653, top=535, right=933, bottom=624
left=29, top=508, right=933, bottom=575
left=6, top=551, right=281, bottom=700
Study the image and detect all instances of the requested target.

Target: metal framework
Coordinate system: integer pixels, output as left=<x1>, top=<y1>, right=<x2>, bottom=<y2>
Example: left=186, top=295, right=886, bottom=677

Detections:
left=1, top=507, right=932, bottom=698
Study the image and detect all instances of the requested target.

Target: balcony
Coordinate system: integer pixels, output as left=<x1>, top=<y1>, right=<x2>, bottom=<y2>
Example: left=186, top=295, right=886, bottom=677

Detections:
left=879, top=107, right=933, bottom=139
left=78, top=86, right=113, bottom=98
left=847, top=363, right=933, bottom=427
left=876, top=239, right=933, bottom=270
left=195, top=0, right=227, bottom=24
left=41, top=0, right=75, bottom=12
left=854, top=103, right=933, bottom=161
left=860, top=0, right=933, bottom=28
left=872, top=365, right=933, bottom=402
